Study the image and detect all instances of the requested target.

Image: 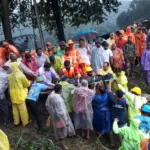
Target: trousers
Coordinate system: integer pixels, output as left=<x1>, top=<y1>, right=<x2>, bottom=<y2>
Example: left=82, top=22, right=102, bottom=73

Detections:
left=12, top=102, right=29, bottom=126
left=26, top=99, right=42, bottom=129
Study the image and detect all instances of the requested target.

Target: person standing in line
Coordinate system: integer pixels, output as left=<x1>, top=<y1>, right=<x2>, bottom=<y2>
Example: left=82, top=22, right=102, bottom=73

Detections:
left=91, top=40, right=104, bottom=73
left=73, top=80, right=95, bottom=140
left=35, top=48, right=49, bottom=68
left=135, top=27, right=146, bottom=66
left=107, top=33, right=115, bottom=49
left=8, top=62, right=30, bottom=126
left=45, top=84, right=75, bottom=150
left=123, top=36, right=136, bottom=77
left=141, top=42, right=150, bottom=85
left=115, top=33, right=126, bottom=50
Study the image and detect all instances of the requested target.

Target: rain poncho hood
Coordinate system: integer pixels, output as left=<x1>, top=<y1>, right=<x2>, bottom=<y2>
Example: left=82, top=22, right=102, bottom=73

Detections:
left=9, top=62, right=30, bottom=104
left=113, top=71, right=128, bottom=92
left=113, top=119, right=146, bottom=150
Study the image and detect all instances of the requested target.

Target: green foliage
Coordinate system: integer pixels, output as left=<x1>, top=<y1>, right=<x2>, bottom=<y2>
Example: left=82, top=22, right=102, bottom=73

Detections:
left=14, top=133, right=57, bottom=150
left=117, top=0, right=150, bottom=28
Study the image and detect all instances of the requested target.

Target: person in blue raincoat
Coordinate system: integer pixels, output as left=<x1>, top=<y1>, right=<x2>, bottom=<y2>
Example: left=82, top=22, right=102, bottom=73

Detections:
left=93, top=86, right=112, bottom=143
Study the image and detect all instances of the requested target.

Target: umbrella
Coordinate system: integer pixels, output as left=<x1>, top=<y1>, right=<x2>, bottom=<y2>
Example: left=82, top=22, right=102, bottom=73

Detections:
left=72, top=30, right=99, bottom=41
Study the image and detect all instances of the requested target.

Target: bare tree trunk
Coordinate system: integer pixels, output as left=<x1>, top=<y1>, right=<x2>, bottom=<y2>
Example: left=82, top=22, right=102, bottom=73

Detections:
left=51, top=0, right=66, bottom=42
left=1, top=0, right=12, bottom=41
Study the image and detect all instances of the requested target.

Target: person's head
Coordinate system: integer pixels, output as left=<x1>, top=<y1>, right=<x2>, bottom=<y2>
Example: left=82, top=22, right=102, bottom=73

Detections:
left=126, top=26, right=131, bottom=33
left=54, top=84, right=62, bottom=94
left=128, top=36, right=132, bottom=43
left=110, top=33, right=114, bottom=40
left=116, top=90, right=124, bottom=99
left=78, top=38, right=85, bottom=47
left=68, top=40, right=74, bottom=49
left=81, top=79, right=88, bottom=88
left=111, top=43, right=117, bottom=50
left=9, top=53, right=17, bottom=62
left=46, top=42, right=52, bottom=50
left=3, top=41, right=9, bottom=48
left=64, top=60, right=71, bottom=70
left=44, top=62, right=51, bottom=71
left=95, top=40, right=101, bottom=48
left=103, top=62, right=109, bottom=71
left=49, top=55, right=55, bottom=64
left=36, top=48, right=43, bottom=56
left=115, top=68, right=122, bottom=76
left=20, top=51, right=25, bottom=58
left=137, top=27, right=142, bottom=34
left=52, top=46, right=57, bottom=54
left=141, top=104, right=150, bottom=117
left=59, top=41, right=66, bottom=50
left=86, top=66, right=93, bottom=76
left=61, top=75, right=70, bottom=82
left=25, top=53, right=32, bottom=62
left=102, top=41, right=109, bottom=50
left=131, top=87, right=142, bottom=95
left=65, top=47, right=70, bottom=56
left=36, top=76, right=44, bottom=83
left=118, top=33, right=123, bottom=39
left=147, top=42, right=150, bottom=50
left=99, top=86, right=106, bottom=95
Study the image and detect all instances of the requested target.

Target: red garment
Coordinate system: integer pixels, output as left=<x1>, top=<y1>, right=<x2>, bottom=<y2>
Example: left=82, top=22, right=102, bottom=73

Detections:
left=115, top=39, right=126, bottom=50
left=22, top=57, right=37, bottom=80
left=0, top=48, right=7, bottom=67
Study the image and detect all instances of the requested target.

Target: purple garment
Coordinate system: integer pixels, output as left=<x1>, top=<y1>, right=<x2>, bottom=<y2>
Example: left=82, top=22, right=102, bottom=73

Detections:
left=37, top=67, right=60, bottom=86
left=141, top=49, right=150, bottom=71
left=146, top=71, right=150, bottom=84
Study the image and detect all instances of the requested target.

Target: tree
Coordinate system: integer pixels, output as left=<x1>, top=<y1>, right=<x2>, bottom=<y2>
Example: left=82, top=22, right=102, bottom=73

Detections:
left=38, top=0, right=121, bottom=41
left=117, top=0, right=150, bottom=29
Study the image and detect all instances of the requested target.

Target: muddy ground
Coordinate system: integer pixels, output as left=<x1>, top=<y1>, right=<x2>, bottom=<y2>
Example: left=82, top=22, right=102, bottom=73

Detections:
left=0, top=66, right=149, bottom=150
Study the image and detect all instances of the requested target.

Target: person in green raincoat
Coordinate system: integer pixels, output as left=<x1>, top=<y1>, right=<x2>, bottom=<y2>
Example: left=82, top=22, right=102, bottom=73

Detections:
left=113, top=118, right=147, bottom=150
left=59, top=75, right=75, bottom=116
left=116, top=80, right=147, bottom=123
left=113, top=68, right=128, bottom=92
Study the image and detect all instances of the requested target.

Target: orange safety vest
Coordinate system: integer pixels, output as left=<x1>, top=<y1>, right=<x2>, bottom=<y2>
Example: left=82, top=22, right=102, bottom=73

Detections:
left=62, top=67, right=76, bottom=78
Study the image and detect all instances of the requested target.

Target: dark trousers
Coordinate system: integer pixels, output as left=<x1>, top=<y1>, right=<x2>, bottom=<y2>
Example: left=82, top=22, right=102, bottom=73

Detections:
left=0, top=98, right=10, bottom=123
left=26, top=99, right=42, bottom=129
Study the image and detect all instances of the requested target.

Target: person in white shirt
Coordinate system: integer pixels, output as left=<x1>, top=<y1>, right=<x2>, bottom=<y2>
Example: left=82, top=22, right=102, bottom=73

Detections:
left=91, top=40, right=104, bottom=73
left=102, top=41, right=113, bottom=65
left=77, top=38, right=91, bottom=65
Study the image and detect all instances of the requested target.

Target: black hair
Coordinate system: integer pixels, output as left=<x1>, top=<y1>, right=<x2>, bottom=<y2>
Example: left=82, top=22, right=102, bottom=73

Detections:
left=65, top=47, right=69, bottom=51
left=104, top=62, right=110, bottom=67
left=54, top=84, right=62, bottom=93
left=99, top=86, right=106, bottom=95
left=115, top=68, right=121, bottom=73
left=61, top=75, right=70, bottom=81
left=64, top=60, right=70, bottom=67
left=44, top=62, right=51, bottom=68
left=116, top=90, right=124, bottom=98
left=25, top=53, right=31, bottom=59
left=79, top=38, right=84, bottom=41
left=49, top=55, right=55, bottom=62
left=102, top=41, right=109, bottom=47
left=36, top=48, right=42, bottom=53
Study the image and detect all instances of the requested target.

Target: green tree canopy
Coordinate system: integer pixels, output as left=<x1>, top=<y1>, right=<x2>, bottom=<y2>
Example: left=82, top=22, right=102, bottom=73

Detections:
left=117, top=0, right=150, bottom=29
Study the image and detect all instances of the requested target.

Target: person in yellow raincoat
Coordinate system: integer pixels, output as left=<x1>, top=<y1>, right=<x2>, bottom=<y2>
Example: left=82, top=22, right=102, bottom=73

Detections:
left=116, top=80, right=147, bottom=123
left=113, top=68, right=128, bottom=92
left=8, top=62, right=30, bottom=126
left=0, top=130, right=9, bottom=150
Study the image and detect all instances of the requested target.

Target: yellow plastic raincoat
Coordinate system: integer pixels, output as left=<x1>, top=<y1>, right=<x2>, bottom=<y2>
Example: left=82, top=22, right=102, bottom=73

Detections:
left=0, top=130, right=9, bottom=150
left=9, top=62, right=30, bottom=104
left=8, top=62, right=30, bottom=126
left=113, top=71, right=128, bottom=92
left=118, top=84, right=147, bottom=122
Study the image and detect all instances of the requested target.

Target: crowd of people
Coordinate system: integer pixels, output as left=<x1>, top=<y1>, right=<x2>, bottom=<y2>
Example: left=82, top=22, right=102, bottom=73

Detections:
left=1, top=24, right=150, bottom=150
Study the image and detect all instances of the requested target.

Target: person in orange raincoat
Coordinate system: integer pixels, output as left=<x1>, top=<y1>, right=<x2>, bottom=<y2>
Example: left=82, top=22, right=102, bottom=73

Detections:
left=45, top=42, right=52, bottom=56
left=77, top=62, right=90, bottom=77
left=135, top=27, right=146, bottom=65
left=115, top=33, right=126, bottom=50
left=3, top=41, right=20, bottom=58
left=0, top=41, right=20, bottom=67
left=124, top=26, right=135, bottom=42
left=67, top=40, right=82, bottom=65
